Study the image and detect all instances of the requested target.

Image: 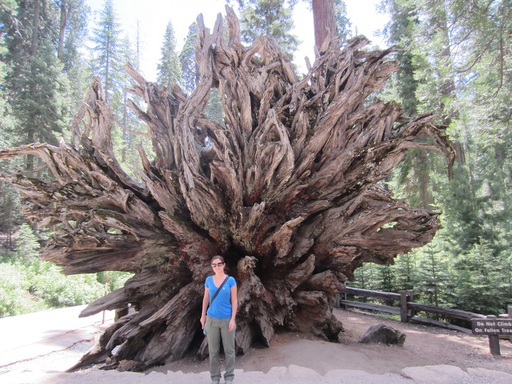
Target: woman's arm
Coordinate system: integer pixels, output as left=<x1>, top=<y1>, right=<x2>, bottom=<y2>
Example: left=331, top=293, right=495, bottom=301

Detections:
left=229, top=284, right=238, bottom=332
left=200, top=287, right=209, bottom=329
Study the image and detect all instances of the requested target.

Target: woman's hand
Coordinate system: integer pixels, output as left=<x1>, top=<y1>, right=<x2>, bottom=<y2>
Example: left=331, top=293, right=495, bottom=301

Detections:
left=229, top=318, right=236, bottom=332
left=200, top=314, right=206, bottom=329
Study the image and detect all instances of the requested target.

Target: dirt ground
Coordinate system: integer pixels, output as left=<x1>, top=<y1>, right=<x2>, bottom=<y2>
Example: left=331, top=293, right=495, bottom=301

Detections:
left=1, top=307, right=512, bottom=383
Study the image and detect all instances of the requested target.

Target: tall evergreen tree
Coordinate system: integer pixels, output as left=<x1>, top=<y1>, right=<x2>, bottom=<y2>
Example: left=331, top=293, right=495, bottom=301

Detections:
left=414, top=242, right=450, bottom=307
left=179, top=22, right=199, bottom=94
left=333, top=0, right=351, bottom=40
left=88, top=0, right=145, bottom=178
left=305, top=0, right=351, bottom=43
left=89, top=0, right=124, bottom=105
left=381, top=0, right=446, bottom=210
left=3, top=0, right=70, bottom=171
left=0, top=0, right=16, bottom=134
left=235, top=0, right=300, bottom=60
left=157, top=21, right=182, bottom=90
left=392, top=253, right=416, bottom=291
left=450, top=241, right=511, bottom=315
left=117, top=34, right=148, bottom=176
left=56, top=0, right=89, bottom=114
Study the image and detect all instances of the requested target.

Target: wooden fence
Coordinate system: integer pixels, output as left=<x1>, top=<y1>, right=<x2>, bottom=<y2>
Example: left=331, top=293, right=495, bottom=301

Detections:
left=339, top=286, right=512, bottom=355
left=339, top=286, right=486, bottom=334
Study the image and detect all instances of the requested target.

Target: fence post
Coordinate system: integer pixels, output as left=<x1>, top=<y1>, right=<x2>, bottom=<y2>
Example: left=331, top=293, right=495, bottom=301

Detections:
left=400, top=290, right=410, bottom=323
left=508, top=305, right=512, bottom=341
left=489, top=335, right=501, bottom=356
left=485, top=315, right=501, bottom=356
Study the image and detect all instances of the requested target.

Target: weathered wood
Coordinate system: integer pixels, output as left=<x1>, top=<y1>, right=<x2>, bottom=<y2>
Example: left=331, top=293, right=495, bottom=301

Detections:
left=408, top=302, right=485, bottom=322
left=489, top=335, right=501, bottom=355
left=343, top=286, right=402, bottom=301
left=0, top=7, right=454, bottom=371
left=409, top=317, right=473, bottom=334
left=340, top=299, right=402, bottom=316
left=400, top=290, right=412, bottom=323
left=312, top=0, right=336, bottom=50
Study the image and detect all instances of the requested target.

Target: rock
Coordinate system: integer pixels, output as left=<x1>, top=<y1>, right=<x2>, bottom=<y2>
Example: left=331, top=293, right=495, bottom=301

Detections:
left=359, top=323, right=406, bottom=346
left=401, top=365, right=468, bottom=383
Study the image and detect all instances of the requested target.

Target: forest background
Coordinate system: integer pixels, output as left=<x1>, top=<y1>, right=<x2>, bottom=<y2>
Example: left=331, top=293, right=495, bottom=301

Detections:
left=0, top=0, right=510, bottom=322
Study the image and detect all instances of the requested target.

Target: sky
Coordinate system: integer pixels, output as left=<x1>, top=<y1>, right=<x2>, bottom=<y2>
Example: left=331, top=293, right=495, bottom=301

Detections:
left=87, top=0, right=389, bottom=81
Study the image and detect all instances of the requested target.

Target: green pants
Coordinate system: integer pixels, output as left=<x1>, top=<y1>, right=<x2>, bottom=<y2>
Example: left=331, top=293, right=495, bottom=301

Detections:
left=206, top=316, right=235, bottom=382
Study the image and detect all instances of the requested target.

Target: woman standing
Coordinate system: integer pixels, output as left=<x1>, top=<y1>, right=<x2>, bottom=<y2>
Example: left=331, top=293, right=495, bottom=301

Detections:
left=200, top=255, right=238, bottom=384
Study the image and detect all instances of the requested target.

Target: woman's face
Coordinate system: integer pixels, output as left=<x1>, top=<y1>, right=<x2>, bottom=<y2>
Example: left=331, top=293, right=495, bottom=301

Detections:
left=211, top=258, right=225, bottom=271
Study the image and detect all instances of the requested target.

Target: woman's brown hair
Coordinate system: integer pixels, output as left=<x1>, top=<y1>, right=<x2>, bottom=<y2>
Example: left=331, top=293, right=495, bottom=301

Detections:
left=211, top=255, right=225, bottom=264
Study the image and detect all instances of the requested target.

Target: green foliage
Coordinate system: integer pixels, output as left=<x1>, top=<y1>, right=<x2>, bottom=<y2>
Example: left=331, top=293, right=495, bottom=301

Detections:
left=361, top=0, right=512, bottom=318
left=0, top=255, right=107, bottom=318
left=3, top=0, right=71, bottom=153
left=0, top=0, right=511, bottom=323
left=0, top=183, right=22, bottom=245
left=237, top=0, right=300, bottom=60
left=97, top=271, right=133, bottom=293
left=89, top=0, right=125, bottom=104
left=15, top=223, right=40, bottom=263
left=0, top=261, right=45, bottom=317
left=333, top=0, right=351, bottom=40
left=59, top=0, right=91, bottom=115
left=179, top=22, right=199, bottom=94
left=412, top=241, right=452, bottom=307
left=0, top=224, right=131, bottom=318
left=449, top=241, right=512, bottom=315
left=205, top=88, right=224, bottom=126
left=157, top=21, right=182, bottom=89
left=28, top=260, right=105, bottom=308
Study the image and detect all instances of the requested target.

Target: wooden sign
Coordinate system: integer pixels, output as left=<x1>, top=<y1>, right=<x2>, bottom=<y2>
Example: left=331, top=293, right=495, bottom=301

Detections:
left=471, top=318, right=512, bottom=335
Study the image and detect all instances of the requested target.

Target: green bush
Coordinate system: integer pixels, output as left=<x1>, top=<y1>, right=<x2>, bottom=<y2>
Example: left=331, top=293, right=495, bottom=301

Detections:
left=97, top=271, right=133, bottom=293
left=0, top=224, right=136, bottom=318
left=29, top=261, right=105, bottom=308
left=15, top=223, right=40, bottom=262
left=0, top=262, right=46, bottom=317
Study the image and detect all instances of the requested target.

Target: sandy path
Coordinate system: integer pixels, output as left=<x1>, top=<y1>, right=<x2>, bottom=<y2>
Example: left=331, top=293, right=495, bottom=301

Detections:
left=1, top=306, right=511, bottom=383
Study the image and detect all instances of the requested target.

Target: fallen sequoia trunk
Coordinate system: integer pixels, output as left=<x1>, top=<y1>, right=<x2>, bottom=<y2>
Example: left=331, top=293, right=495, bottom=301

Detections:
left=0, top=8, right=454, bottom=371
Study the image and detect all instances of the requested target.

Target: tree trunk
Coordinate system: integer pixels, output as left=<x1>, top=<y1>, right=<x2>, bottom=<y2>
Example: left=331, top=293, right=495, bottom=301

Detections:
left=0, top=8, right=454, bottom=371
left=312, top=0, right=336, bottom=49
left=58, top=0, right=68, bottom=60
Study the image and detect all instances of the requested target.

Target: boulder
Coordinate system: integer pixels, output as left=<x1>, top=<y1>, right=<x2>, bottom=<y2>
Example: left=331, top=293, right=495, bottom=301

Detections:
left=359, top=323, right=406, bottom=346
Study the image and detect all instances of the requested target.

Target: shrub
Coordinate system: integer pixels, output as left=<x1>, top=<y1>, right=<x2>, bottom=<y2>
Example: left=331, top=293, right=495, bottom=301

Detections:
left=14, top=223, right=40, bottom=263
left=0, top=263, right=46, bottom=317
left=29, top=261, right=105, bottom=307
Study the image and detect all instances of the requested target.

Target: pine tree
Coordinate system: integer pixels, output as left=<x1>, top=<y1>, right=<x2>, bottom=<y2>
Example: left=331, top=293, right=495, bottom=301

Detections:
left=15, top=223, right=40, bottom=263
left=3, top=0, right=70, bottom=172
left=451, top=241, right=511, bottom=315
left=333, top=0, right=351, bottom=40
left=88, top=0, right=145, bottom=178
left=56, top=0, right=90, bottom=115
left=89, top=0, right=124, bottom=105
left=236, top=0, right=300, bottom=60
left=179, top=22, right=199, bottom=94
left=0, top=1, right=16, bottom=137
left=414, top=242, right=450, bottom=307
left=392, top=253, right=416, bottom=291
left=157, top=21, right=182, bottom=90
left=381, top=0, right=447, bottom=210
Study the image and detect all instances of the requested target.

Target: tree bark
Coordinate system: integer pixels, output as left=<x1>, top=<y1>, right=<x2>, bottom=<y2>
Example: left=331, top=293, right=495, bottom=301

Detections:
left=312, top=0, right=336, bottom=50
left=0, top=7, right=454, bottom=371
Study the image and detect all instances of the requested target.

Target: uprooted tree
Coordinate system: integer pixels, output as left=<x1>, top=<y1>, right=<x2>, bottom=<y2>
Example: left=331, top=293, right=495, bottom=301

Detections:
left=0, top=8, right=453, bottom=371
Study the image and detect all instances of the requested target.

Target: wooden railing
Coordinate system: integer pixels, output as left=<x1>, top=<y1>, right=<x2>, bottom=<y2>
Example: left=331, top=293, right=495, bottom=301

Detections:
left=339, top=286, right=486, bottom=334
